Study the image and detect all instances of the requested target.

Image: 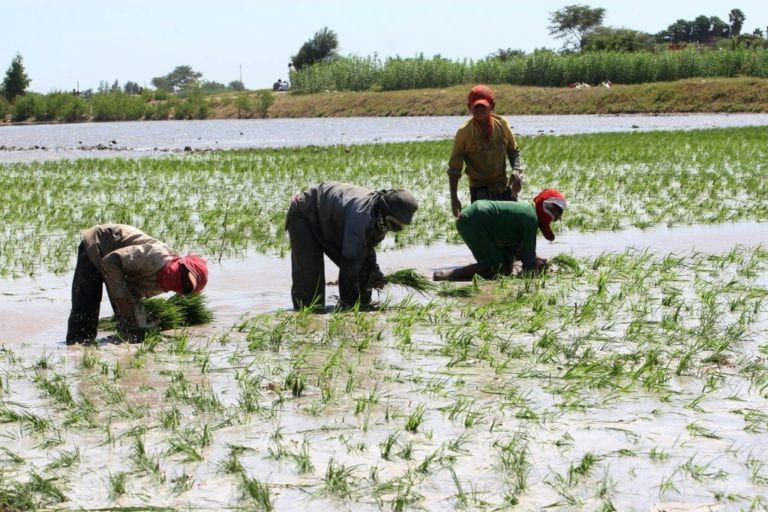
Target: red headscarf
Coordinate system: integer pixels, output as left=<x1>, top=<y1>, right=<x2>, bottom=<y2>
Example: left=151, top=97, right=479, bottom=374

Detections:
left=533, top=189, right=567, bottom=241
left=157, top=255, right=209, bottom=294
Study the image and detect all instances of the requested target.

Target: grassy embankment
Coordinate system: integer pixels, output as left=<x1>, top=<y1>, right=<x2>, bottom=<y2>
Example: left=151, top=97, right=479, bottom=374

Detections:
left=208, top=77, right=768, bottom=118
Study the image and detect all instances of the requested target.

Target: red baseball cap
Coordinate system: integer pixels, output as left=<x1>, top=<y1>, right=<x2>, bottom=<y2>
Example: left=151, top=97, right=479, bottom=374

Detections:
left=467, top=85, right=495, bottom=108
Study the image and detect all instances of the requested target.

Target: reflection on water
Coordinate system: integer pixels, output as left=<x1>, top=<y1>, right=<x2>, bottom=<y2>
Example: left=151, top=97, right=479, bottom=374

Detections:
left=2, top=113, right=768, bottom=162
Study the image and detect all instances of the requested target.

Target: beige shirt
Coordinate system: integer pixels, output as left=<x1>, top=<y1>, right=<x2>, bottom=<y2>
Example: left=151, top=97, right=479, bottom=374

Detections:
left=83, top=224, right=174, bottom=301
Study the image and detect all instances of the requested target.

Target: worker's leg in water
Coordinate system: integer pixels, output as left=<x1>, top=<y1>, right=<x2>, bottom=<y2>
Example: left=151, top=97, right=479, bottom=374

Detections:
left=66, top=241, right=104, bottom=344
left=287, top=214, right=325, bottom=311
left=434, top=212, right=502, bottom=281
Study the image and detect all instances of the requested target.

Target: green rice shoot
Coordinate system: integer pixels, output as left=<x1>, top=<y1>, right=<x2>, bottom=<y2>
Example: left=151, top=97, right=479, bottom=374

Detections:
left=385, top=268, right=436, bottom=293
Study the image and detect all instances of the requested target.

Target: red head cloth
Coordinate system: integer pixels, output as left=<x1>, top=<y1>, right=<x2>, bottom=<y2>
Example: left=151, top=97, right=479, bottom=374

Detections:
left=467, top=85, right=495, bottom=108
left=533, top=189, right=567, bottom=241
left=157, top=254, right=209, bottom=294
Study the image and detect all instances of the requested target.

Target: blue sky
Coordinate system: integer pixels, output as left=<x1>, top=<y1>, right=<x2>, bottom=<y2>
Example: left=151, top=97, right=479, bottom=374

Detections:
left=4, top=0, right=765, bottom=93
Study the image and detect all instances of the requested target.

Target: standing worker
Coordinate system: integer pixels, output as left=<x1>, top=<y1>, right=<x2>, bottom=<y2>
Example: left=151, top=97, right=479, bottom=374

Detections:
left=286, top=181, right=418, bottom=310
left=66, top=224, right=208, bottom=344
left=447, top=84, right=525, bottom=218
left=434, top=189, right=567, bottom=281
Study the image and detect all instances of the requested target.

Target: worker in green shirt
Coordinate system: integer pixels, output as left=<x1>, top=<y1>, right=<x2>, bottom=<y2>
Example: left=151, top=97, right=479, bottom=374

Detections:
left=434, top=189, right=567, bottom=281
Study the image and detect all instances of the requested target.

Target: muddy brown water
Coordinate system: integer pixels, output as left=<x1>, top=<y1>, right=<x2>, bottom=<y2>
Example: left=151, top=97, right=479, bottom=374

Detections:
left=3, top=221, right=766, bottom=347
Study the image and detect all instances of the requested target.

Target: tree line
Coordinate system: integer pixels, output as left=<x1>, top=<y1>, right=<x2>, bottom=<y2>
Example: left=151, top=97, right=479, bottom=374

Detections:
left=1, top=4, right=767, bottom=122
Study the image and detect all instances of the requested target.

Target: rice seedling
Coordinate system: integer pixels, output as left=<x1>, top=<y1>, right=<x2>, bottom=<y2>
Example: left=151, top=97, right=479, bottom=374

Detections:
left=550, top=253, right=583, bottom=274
left=3, top=133, right=768, bottom=510
left=107, top=471, right=128, bottom=499
left=385, top=268, right=436, bottom=293
left=130, top=434, right=165, bottom=482
left=240, top=475, right=273, bottom=511
left=495, top=431, right=530, bottom=497
left=33, top=372, right=76, bottom=408
left=323, top=458, right=357, bottom=500
left=168, top=425, right=211, bottom=462
left=680, top=455, right=729, bottom=482
left=284, top=369, right=305, bottom=398
left=1, top=472, right=67, bottom=509
left=380, top=432, right=399, bottom=461
left=746, top=454, right=768, bottom=485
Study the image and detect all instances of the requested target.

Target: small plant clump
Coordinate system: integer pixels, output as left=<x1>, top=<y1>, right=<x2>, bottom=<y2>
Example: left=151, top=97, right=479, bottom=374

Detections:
left=385, top=268, right=436, bottom=293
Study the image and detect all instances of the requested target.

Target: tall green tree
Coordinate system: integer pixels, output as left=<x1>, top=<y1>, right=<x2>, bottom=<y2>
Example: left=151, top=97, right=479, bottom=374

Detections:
left=290, top=27, right=339, bottom=70
left=729, top=8, right=746, bottom=36
left=1, top=53, right=31, bottom=101
left=710, top=17, right=730, bottom=39
left=691, top=15, right=713, bottom=42
left=548, top=4, right=606, bottom=52
left=151, top=65, right=202, bottom=92
left=582, top=27, right=656, bottom=52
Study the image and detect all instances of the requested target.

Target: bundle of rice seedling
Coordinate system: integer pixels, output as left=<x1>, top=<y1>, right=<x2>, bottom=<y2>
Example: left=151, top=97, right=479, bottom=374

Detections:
left=384, top=269, right=436, bottom=293
left=100, top=293, right=215, bottom=331
left=143, top=297, right=184, bottom=330
left=167, top=293, right=215, bottom=325
left=549, top=253, right=582, bottom=274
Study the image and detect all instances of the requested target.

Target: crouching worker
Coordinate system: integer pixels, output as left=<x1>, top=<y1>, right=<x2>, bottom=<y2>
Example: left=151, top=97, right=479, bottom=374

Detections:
left=66, top=224, right=208, bottom=344
left=434, top=189, right=567, bottom=281
left=286, top=181, right=418, bottom=311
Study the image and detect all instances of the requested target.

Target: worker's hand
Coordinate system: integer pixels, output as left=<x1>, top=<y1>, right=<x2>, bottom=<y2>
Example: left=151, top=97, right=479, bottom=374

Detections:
left=366, top=268, right=387, bottom=290
left=117, top=322, right=151, bottom=343
left=508, top=171, right=523, bottom=199
left=535, top=256, right=549, bottom=273
left=112, top=298, right=137, bottom=323
left=451, top=197, right=462, bottom=218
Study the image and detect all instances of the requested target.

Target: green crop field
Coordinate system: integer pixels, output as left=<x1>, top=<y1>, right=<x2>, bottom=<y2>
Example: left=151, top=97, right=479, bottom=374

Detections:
left=1, top=127, right=768, bottom=510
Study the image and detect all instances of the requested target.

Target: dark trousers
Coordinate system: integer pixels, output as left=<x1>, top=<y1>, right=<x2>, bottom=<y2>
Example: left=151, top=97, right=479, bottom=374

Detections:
left=66, top=241, right=104, bottom=343
left=286, top=211, right=326, bottom=310
left=470, top=186, right=516, bottom=202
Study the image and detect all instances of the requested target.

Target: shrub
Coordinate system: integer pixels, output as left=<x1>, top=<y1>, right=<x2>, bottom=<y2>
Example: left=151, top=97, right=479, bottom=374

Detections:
left=0, top=95, right=10, bottom=121
left=257, top=91, right=274, bottom=117
left=235, top=94, right=254, bottom=118
left=153, top=88, right=170, bottom=101
left=46, top=92, right=89, bottom=122
left=12, top=93, right=47, bottom=121
left=91, top=92, right=147, bottom=121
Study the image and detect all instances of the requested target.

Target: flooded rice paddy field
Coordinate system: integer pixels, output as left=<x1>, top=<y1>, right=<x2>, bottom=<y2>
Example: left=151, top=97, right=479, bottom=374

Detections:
left=3, top=117, right=768, bottom=509
left=2, top=223, right=768, bottom=511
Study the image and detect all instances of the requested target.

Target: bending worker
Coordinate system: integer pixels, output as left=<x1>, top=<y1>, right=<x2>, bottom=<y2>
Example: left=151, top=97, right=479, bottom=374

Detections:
left=66, top=224, right=208, bottom=344
left=434, top=189, right=567, bottom=281
left=286, top=181, right=418, bottom=310
left=447, top=84, right=525, bottom=218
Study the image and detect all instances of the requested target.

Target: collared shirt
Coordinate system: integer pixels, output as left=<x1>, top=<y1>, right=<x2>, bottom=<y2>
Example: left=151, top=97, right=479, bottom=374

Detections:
left=448, top=113, right=520, bottom=190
